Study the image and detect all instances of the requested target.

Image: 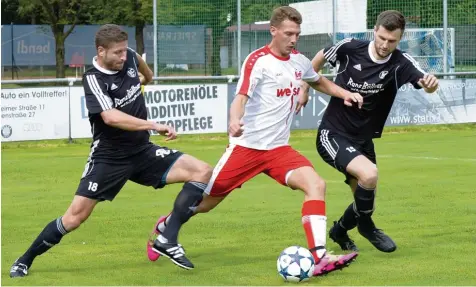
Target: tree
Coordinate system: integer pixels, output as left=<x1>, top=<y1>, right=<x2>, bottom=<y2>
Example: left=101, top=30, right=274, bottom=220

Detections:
left=366, top=0, right=425, bottom=28
left=206, top=0, right=303, bottom=75
left=162, top=0, right=283, bottom=75
left=1, top=0, right=33, bottom=24
left=161, top=0, right=231, bottom=75
left=366, top=0, right=476, bottom=28
left=96, top=0, right=287, bottom=76
left=90, top=0, right=153, bottom=55
left=449, top=0, right=476, bottom=25
left=15, top=0, right=92, bottom=78
left=241, top=0, right=292, bottom=23
left=201, top=1, right=236, bottom=76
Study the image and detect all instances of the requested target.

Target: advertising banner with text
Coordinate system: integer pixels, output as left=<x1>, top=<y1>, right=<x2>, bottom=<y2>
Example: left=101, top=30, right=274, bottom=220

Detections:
left=2, top=79, right=474, bottom=142
left=70, top=84, right=229, bottom=139
left=1, top=87, right=70, bottom=141
left=243, top=79, right=476, bottom=131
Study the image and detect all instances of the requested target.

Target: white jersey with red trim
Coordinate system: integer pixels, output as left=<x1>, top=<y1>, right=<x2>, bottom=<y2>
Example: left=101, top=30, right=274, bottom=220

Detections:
left=230, top=45, right=320, bottom=150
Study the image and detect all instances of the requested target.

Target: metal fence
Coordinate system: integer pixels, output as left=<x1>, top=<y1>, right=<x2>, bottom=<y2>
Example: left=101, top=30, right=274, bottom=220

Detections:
left=1, top=0, right=475, bottom=80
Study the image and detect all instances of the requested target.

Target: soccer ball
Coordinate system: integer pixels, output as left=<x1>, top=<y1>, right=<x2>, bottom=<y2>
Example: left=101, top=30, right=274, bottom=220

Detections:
left=277, top=246, right=315, bottom=282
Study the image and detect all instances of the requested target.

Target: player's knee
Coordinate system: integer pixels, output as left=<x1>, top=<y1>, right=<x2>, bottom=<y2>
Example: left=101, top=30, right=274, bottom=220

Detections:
left=302, top=175, right=326, bottom=199
left=191, top=161, right=213, bottom=183
left=61, top=214, right=87, bottom=231
left=358, top=166, right=378, bottom=188
left=201, top=164, right=213, bottom=182
left=313, top=176, right=326, bottom=194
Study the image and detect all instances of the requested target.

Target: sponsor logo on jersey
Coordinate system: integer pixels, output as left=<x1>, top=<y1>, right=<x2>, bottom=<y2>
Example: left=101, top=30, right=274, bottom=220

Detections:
left=127, top=67, right=137, bottom=78
left=346, top=77, right=384, bottom=94
left=379, top=70, right=388, bottom=79
left=277, top=82, right=300, bottom=97
left=295, top=70, right=302, bottom=80
left=114, top=83, right=141, bottom=107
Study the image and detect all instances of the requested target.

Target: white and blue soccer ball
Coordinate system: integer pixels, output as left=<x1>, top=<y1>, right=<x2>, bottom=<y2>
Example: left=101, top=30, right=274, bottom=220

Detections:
left=277, top=245, right=315, bottom=282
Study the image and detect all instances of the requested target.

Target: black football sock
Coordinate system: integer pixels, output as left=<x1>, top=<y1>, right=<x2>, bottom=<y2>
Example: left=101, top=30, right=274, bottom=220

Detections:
left=336, top=202, right=359, bottom=232
left=18, top=217, right=69, bottom=267
left=354, top=184, right=376, bottom=229
left=159, top=182, right=205, bottom=244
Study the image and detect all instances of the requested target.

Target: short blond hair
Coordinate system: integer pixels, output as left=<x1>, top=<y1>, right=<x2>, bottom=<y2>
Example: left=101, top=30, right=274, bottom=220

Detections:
left=270, top=6, right=302, bottom=27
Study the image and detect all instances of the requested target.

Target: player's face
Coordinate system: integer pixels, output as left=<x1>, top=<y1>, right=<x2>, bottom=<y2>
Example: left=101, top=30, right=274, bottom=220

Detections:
left=270, top=19, right=301, bottom=56
left=98, top=41, right=128, bottom=71
left=373, top=25, right=402, bottom=58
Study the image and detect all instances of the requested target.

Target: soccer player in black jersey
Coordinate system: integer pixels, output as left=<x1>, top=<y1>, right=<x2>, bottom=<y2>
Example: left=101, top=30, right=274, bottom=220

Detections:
left=301, top=10, right=438, bottom=253
left=10, top=24, right=209, bottom=277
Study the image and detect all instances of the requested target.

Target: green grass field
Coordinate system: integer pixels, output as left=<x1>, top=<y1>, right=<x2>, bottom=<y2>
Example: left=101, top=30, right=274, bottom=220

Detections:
left=2, top=126, right=476, bottom=286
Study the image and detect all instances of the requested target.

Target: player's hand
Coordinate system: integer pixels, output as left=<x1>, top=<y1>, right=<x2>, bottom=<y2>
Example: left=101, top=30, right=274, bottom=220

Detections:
left=138, top=72, right=145, bottom=84
left=295, top=89, right=309, bottom=114
left=418, top=74, right=438, bottom=90
left=154, top=123, right=177, bottom=141
left=343, top=92, right=363, bottom=109
left=229, top=118, right=244, bottom=137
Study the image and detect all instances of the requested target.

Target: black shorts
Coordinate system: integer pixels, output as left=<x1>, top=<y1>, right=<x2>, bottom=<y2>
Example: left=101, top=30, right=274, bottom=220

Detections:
left=316, top=128, right=376, bottom=185
left=75, top=142, right=183, bottom=201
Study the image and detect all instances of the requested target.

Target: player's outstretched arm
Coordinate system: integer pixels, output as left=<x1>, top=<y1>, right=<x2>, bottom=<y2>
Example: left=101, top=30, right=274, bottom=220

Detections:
left=301, top=49, right=327, bottom=95
left=83, top=72, right=174, bottom=139
left=136, top=53, right=153, bottom=85
left=308, top=77, right=363, bottom=109
left=400, top=53, right=439, bottom=94
left=311, top=49, right=327, bottom=73
left=228, top=94, right=248, bottom=137
left=100, top=109, right=176, bottom=140
left=417, top=74, right=439, bottom=93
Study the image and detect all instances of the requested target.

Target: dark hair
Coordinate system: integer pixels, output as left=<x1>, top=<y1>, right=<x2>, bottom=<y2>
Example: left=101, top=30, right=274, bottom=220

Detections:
left=375, top=10, right=406, bottom=33
left=270, top=6, right=302, bottom=27
left=95, top=24, right=128, bottom=49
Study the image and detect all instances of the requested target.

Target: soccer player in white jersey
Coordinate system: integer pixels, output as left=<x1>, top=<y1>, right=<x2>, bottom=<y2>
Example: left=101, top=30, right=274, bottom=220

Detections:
left=147, top=6, right=364, bottom=275
left=301, top=10, right=439, bottom=254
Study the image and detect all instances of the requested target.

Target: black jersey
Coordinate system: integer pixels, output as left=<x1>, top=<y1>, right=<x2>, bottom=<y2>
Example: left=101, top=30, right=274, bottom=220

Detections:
left=82, top=47, right=149, bottom=152
left=320, top=38, right=426, bottom=139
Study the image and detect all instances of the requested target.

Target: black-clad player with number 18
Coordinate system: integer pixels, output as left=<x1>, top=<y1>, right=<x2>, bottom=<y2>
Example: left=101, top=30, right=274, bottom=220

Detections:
left=302, top=10, right=439, bottom=253
left=10, top=24, right=211, bottom=278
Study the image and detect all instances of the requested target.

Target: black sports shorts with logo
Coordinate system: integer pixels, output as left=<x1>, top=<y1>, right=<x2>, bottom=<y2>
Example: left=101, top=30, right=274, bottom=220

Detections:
left=316, top=128, right=376, bottom=185
left=75, top=141, right=183, bottom=201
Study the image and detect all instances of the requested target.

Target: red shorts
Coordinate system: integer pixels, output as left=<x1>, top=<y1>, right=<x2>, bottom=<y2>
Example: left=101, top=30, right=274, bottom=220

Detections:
left=204, top=144, right=314, bottom=197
